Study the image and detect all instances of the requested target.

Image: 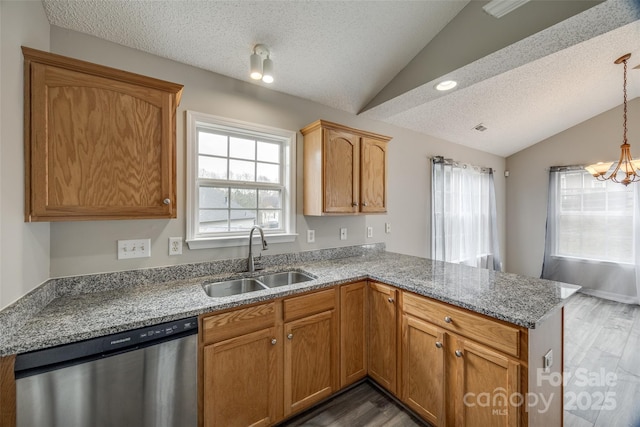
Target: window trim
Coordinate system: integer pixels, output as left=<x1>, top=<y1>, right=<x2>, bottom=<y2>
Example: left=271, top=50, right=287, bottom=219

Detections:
left=186, top=111, right=297, bottom=249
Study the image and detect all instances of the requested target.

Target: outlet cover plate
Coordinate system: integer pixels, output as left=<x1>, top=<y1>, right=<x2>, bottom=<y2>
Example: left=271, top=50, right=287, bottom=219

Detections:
left=367, top=226, right=373, bottom=238
left=340, top=228, right=347, bottom=240
left=169, top=237, right=183, bottom=255
left=307, top=230, right=315, bottom=243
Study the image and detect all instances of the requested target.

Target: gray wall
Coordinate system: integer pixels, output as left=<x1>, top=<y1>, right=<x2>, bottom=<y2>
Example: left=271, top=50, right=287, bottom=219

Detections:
left=46, top=27, right=506, bottom=279
left=505, top=98, right=640, bottom=279
left=0, top=1, right=51, bottom=309
left=0, top=2, right=507, bottom=309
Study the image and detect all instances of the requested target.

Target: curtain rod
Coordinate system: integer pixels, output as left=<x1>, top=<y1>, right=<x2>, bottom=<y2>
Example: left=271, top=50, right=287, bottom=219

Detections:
left=430, top=156, right=493, bottom=174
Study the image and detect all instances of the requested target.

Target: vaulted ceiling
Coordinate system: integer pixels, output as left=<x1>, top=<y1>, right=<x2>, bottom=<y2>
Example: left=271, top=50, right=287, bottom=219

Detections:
left=42, top=0, right=640, bottom=157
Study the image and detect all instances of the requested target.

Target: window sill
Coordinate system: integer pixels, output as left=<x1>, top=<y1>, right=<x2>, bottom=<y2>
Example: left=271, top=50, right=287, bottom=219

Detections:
left=549, top=255, right=634, bottom=267
left=187, top=233, right=298, bottom=250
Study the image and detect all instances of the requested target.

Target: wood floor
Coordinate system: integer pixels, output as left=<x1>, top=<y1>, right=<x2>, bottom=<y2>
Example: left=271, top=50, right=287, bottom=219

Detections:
left=279, top=293, right=640, bottom=427
left=279, top=381, right=428, bottom=427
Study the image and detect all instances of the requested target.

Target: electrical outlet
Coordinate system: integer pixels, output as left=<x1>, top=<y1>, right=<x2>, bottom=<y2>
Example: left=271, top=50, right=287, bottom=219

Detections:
left=117, top=239, right=151, bottom=260
left=367, top=226, right=373, bottom=238
left=169, top=237, right=183, bottom=255
left=543, top=349, right=553, bottom=373
left=307, top=229, right=315, bottom=243
left=340, top=228, right=347, bottom=240
left=385, top=222, right=391, bottom=234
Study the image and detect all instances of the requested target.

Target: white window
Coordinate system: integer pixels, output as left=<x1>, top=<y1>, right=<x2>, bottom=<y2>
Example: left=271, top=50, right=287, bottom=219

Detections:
left=551, top=168, right=634, bottom=264
left=186, top=111, right=296, bottom=249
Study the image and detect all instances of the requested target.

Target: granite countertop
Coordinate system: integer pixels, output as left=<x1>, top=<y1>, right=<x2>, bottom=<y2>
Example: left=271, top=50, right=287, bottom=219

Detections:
left=0, top=249, right=580, bottom=356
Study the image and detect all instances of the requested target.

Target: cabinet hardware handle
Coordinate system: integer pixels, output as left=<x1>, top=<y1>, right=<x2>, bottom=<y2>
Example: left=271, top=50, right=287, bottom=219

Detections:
left=287, top=333, right=293, bottom=340
left=352, top=202, right=359, bottom=207
left=444, top=316, right=452, bottom=323
left=362, top=202, right=368, bottom=207
left=271, top=339, right=277, bottom=345
left=388, top=297, right=394, bottom=303
left=163, top=198, right=171, bottom=205
left=455, top=350, right=463, bottom=357
left=435, top=341, right=443, bottom=349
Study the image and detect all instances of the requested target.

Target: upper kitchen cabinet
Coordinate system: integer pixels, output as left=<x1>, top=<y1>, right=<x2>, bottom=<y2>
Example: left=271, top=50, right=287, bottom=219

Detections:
left=22, top=47, right=183, bottom=222
left=301, top=120, right=391, bottom=216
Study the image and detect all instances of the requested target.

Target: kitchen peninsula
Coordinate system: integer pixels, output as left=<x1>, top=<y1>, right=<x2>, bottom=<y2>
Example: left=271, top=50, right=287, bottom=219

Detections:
left=0, top=245, right=579, bottom=427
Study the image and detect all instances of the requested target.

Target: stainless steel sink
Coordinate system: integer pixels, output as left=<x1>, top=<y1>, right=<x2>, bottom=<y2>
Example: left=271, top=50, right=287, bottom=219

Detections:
left=202, top=270, right=315, bottom=297
left=256, top=271, right=315, bottom=288
left=202, top=278, right=267, bottom=297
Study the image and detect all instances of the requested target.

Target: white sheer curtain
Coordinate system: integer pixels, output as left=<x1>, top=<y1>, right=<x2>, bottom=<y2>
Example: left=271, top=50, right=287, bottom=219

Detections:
left=431, top=156, right=501, bottom=271
left=542, top=166, right=640, bottom=303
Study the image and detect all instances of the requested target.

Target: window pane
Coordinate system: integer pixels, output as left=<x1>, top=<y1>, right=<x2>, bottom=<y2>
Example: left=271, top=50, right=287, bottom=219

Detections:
left=257, top=162, right=280, bottom=183
left=556, top=170, right=634, bottom=263
left=259, top=210, right=281, bottom=229
left=199, top=210, right=228, bottom=233
left=199, top=156, right=227, bottom=179
left=229, top=210, right=257, bottom=231
left=229, top=159, right=255, bottom=181
left=199, top=131, right=227, bottom=157
left=200, top=187, right=228, bottom=209
left=229, top=137, right=255, bottom=160
left=230, top=188, right=257, bottom=209
left=257, top=141, right=280, bottom=163
left=258, top=189, right=282, bottom=209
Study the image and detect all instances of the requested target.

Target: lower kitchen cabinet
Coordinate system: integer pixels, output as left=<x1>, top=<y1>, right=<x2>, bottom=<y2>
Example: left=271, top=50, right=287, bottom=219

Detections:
left=203, top=327, right=279, bottom=427
left=451, top=337, right=521, bottom=427
left=368, top=281, right=397, bottom=394
left=283, top=288, right=339, bottom=416
left=340, top=281, right=368, bottom=387
left=401, top=314, right=445, bottom=426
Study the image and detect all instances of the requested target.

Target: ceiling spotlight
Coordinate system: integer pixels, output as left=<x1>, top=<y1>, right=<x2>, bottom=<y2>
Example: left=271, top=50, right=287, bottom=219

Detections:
left=262, top=55, right=274, bottom=83
left=435, top=80, right=457, bottom=91
left=483, top=0, right=530, bottom=18
left=250, top=44, right=274, bottom=84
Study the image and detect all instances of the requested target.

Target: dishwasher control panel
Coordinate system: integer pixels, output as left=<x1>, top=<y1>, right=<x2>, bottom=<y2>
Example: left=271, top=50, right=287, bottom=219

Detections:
left=104, top=317, right=198, bottom=351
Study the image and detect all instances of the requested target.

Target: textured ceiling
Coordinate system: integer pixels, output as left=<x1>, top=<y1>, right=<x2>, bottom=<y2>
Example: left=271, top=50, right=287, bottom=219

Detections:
left=42, top=0, right=640, bottom=157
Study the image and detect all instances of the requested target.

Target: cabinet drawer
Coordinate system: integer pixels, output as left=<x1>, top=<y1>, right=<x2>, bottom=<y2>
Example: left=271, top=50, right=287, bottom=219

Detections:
left=403, top=292, right=520, bottom=357
left=201, top=302, right=277, bottom=344
left=284, top=288, right=336, bottom=322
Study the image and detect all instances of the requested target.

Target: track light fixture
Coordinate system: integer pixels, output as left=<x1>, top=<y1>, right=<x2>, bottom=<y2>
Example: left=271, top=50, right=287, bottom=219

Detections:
left=250, top=44, right=274, bottom=84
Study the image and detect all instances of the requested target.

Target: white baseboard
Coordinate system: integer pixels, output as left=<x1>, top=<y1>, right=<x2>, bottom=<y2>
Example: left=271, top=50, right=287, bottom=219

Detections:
left=578, top=288, right=639, bottom=305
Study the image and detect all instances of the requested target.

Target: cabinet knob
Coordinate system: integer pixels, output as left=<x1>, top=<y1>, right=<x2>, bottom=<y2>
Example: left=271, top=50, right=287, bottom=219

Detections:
left=435, top=341, right=443, bottom=349
left=271, top=339, right=277, bottom=345
left=287, top=333, right=293, bottom=340
left=352, top=202, right=359, bottom=207
left=362, top=202, right=368, bottom=207
left=455, top=350, right=463, bottom=358
left=444, top=316, right=452, bottom=324
left=388, top=297, right=394, bottom=303
left=163, top=198, right=171, bottom=205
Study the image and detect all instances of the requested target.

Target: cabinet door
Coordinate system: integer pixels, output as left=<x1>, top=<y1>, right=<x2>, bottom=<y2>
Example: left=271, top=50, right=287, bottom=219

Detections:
left=360, top=137, right=387, bottom=213
left=401, top=315, right=445, bottom=426
left=25, top=50, right=181, bottom=221
left=284, top=309, right=338, bottom=416
left=323, top=129, right=359, bottom=213
left=368, top=282, right=397, bottom=394
left=453, top=338, right=520, bottom=427
left=203, top=327, right=278, bottom=427
left=340, top=282, right=368, bottom=387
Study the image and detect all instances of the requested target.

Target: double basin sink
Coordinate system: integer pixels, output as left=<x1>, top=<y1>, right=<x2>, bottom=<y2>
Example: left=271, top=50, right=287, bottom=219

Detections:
left=202, top=271, right=315, bottom=298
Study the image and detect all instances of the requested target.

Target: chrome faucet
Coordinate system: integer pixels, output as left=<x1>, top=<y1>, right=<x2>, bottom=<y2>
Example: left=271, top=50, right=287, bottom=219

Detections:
left=247, top=225, right=268, bottom=272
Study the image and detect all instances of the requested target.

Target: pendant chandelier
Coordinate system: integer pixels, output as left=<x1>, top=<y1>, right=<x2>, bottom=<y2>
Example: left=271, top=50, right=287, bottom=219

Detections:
left=585, top=53, right=640, bottom=186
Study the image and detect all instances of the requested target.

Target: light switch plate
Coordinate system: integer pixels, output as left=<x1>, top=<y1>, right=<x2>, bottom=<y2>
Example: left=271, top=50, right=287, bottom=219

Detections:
left=385, top=223, right=391, bottom=234
left=307, top=229, right=315, bottom=243
left=118, top=239, right=151, bottom=260
left=340, top=228, right=347, bottom=240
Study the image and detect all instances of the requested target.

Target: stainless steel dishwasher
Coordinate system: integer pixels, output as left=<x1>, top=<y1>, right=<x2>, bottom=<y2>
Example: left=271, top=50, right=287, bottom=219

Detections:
left=14, top=316, right=198, bottom=427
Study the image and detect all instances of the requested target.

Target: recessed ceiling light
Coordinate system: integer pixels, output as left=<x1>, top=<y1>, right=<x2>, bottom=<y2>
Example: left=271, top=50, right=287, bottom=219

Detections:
left=435, top=80, right=457, bottom=91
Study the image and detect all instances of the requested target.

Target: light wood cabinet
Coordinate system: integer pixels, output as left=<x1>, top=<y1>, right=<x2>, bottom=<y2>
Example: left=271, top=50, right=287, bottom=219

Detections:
left=200, top=302, right=281, bottom=427
left=283, top=289, right=339, bottom=416
left=368, top=281, right=397, bottom=394
left=401, top=314, right=445, bottom=426
left=22, top=47, right=183, bottom=221
left=340, top=281, right=368, bottom=387
left=301, top=120, right=391, bottom=216
left=401, top=291, right=524, bottom=427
